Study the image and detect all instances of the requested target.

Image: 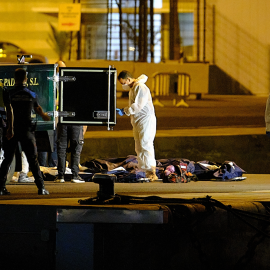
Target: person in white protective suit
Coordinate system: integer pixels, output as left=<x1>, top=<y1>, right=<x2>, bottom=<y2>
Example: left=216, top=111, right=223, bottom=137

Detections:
left=117, top=70, right=158, bottom=181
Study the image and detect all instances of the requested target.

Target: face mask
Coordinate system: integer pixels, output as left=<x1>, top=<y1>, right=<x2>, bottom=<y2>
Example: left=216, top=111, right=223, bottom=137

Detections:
left=122, top=84, right=130, bottom=90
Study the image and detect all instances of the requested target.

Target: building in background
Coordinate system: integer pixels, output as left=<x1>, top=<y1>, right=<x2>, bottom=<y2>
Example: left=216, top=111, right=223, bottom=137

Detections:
left=0, top=0, right=270, bottom=95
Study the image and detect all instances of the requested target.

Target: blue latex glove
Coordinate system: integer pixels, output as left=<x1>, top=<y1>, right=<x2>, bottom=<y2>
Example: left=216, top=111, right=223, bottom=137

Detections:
left=116, top=108, right=125, bottom=116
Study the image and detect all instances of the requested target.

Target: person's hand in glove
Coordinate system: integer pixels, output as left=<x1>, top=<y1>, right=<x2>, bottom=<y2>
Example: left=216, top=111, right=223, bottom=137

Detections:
left=116, top=108, right=125, bottom=116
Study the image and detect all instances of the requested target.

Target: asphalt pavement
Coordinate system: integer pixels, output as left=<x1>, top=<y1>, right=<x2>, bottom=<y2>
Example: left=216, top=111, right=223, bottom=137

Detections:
left=1, top=173, right=270, bottom=204
left=87, top=94, right=267, bottom=131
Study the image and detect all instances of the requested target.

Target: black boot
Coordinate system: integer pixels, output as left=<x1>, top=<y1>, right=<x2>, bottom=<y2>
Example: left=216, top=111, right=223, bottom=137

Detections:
left=0, top=187, right=10, bottom=195
left=38, top=188, right=49, bottom=195
left=36, top=178, right=49, bottom=195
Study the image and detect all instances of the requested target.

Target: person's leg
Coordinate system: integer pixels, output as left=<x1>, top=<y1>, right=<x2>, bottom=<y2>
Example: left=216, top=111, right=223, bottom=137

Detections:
left=135, top=115, right=157, bottom=180
left=70, top=125, right=84, bottom=183
left=0, top=136, right=17, bottom=194
left=38, top=151, right=48, bottom=167
left=18, top=151, right=33, bottom=183
left=133, top=127, right=143, bottom=168
left=20, top=131, right=49, bottom=194
left=57, top=125, right=68, bottom=179
left=21, top=151, right=29, bottom=174
left=48, top=129, right=58, bottom=167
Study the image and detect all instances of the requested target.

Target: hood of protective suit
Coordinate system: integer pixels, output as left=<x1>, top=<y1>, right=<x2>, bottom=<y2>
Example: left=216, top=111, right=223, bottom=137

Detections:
left=133, top=74, right=148, bottom=86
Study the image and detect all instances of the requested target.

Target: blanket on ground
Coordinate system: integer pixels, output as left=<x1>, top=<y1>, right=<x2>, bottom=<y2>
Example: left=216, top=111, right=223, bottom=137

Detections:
left=42, top=155, right=246, bottom=183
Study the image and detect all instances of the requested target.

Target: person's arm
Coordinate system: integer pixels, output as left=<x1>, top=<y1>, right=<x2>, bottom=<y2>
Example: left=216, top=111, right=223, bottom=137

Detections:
left=6, top=103, right=14, bottom=140
left=124, top=84, right=148, bottom=116
left=34, top=105, right=50, bottom=121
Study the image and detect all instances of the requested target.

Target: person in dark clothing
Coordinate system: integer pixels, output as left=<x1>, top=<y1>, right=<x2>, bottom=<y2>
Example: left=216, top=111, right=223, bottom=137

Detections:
left=55, top=124, right=85, bottom=183
left=0, top=68, right=50, bottom=195
left=54, top=61, right=85, bottom=183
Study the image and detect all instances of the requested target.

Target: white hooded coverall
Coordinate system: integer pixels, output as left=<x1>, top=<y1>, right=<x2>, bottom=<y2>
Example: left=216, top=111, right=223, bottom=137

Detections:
left=124, top=75, right=156, bottom=172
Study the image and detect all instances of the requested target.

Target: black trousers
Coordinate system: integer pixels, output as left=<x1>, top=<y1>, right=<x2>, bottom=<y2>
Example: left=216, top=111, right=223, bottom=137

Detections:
left=57, top=125, right=84, bottom=178
left=38, top=129, right=58, bottom=167
left=0, top=129, right=44, bottom=189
